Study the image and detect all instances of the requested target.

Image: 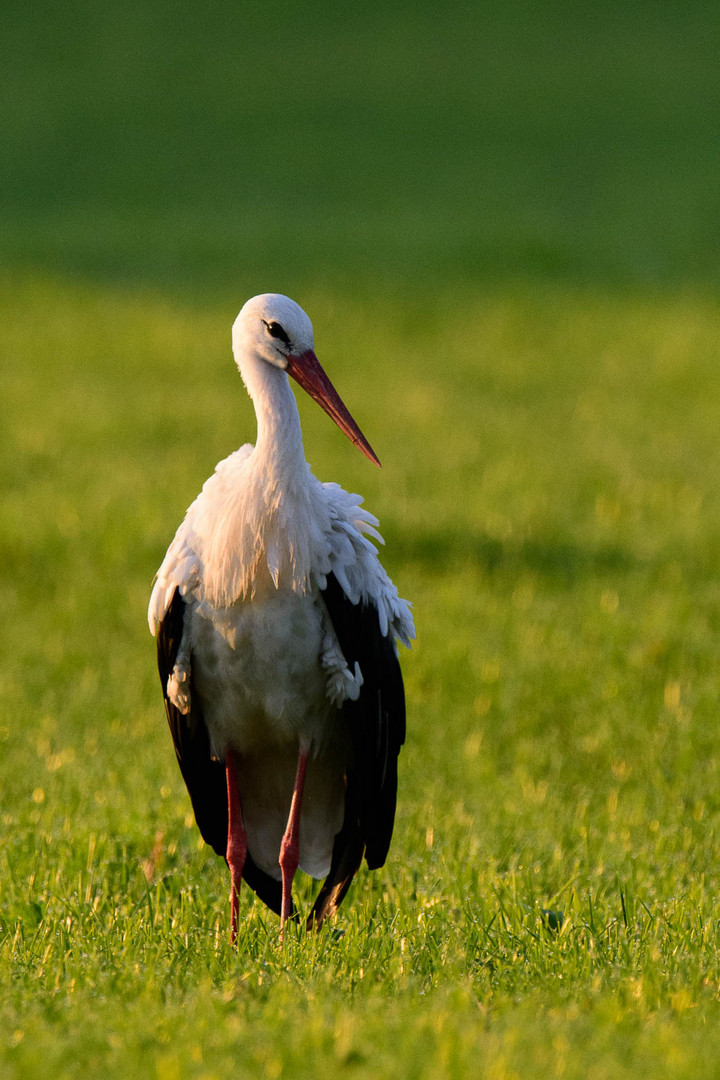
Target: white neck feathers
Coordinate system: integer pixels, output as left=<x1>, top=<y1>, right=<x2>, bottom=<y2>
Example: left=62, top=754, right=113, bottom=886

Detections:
left=195, top=352, right=332, bottom=607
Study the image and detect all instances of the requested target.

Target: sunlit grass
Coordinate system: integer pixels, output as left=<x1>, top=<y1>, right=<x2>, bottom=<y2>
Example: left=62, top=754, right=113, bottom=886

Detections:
left=3, top=275, right=720, bottom=1076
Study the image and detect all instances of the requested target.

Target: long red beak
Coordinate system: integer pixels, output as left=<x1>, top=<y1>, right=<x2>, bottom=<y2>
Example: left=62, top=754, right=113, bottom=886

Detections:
left=286, top=350, right=381, bottom=467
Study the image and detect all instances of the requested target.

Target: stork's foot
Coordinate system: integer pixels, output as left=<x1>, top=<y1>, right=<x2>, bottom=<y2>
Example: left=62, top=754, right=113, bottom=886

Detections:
left=279, top=833, right=299, bottom=931
left=278, top=741, right=310, bottom=939
left=228, top=844, right=245, bottom=945
left=225, top=752, right=246, bottom=945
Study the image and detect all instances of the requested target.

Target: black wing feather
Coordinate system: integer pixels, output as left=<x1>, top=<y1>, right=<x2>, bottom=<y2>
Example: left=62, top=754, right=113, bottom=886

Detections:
left=309, top=572, right=406, bottom=927
left=156, top=588, right=285, bottom=916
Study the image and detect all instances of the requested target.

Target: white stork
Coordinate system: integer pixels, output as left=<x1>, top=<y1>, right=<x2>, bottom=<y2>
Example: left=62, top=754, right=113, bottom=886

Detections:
left=148, top=294, right=414, bottom=939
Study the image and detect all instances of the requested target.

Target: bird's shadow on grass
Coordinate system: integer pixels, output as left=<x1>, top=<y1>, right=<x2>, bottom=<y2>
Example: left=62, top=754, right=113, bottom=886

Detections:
left=390, top=526, right=636, bottom=582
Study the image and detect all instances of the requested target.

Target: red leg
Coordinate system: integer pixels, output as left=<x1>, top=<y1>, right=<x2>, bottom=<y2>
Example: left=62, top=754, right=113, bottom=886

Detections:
left=225, top=751, right=246, bottom=945
left=279, top=740, right=310, bottom=932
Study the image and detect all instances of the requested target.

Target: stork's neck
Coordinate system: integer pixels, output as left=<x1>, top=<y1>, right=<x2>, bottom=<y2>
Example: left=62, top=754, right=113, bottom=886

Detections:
left=242, top=354, right=307, bottom=484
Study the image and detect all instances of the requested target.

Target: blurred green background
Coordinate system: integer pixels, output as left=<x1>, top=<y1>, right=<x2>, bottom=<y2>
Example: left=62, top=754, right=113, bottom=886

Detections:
left=3, top=0, right=719, bottom=297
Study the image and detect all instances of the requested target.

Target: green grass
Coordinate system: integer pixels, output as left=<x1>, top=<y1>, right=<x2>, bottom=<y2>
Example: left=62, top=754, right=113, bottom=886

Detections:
left=3, top=275, right=720, bottom=1076
left=2, top=0, right=720, bottom=293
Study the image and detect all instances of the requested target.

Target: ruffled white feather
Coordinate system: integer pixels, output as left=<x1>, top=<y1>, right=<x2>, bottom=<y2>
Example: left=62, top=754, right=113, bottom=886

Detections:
left=148, top=449, right=414, bottom=657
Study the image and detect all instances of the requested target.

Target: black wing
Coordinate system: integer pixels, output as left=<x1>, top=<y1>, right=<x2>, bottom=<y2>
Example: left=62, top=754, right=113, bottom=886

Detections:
left=309, top=572, right=406, bottom=927
left=156, top=588, right=285, bottom=916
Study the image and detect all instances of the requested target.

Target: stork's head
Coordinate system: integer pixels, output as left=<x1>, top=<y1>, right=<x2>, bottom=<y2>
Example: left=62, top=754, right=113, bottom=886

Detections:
left=233, top=293, right=314, bottom=369
left=232, top=293, right=380, bottom=467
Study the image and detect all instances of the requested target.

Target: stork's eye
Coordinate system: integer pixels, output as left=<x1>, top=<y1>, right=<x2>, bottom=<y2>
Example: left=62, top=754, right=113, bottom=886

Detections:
left=262, top=319, right=291, bottom=347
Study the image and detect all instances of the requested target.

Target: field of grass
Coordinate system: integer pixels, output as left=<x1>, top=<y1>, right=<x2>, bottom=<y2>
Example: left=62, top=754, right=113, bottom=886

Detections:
left=3, top=275, right=720, bottom=1077
left=3, top=0, right=720, bottom=1076
left=2, top=0, right=719, bottom=293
